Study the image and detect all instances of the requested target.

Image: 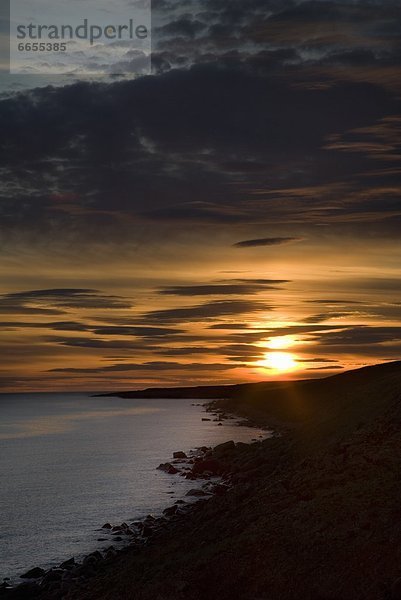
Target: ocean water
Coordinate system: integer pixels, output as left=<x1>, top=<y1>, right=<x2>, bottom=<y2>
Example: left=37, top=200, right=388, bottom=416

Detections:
left=0, top=393, right=266, bottom=581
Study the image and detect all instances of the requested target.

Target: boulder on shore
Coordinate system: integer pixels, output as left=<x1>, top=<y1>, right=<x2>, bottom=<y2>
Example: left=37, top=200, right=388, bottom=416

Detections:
left=214, top=440, right=235, bottom=454
left=41, top=569, right=64, bottom=584
left=20, top=567, right=45, bottom=580
left=192, top=458, right=224, bottom=476
left=157, top=462, right=178, bottom=473
left=185, top=489, right=208, bottom=497
left=59, top=557, right=75, bottom=570
left=173, top=451, right=187, bottom=459
left=163, top=505, right=178, bottom=517
left=211, top=483, right=230, bottom=495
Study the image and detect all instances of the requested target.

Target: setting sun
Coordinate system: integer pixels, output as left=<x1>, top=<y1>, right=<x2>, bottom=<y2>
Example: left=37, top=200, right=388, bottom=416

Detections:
left=257, top=352, right=298, bottom=373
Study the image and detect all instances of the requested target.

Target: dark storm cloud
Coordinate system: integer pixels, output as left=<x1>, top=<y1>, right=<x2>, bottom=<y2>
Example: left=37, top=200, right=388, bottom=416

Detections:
left=233, top=237, right=301, bottom=248
left=143, top=299, right=270, bottom=323
left=317, top=48, right=401, bottom=69
left=255, top=0, right=401, bottom=47
left=197, top=0, right=290, bottom=14
left=152, top=0, right=184, bottom=9
left=0, top=45, right=399, bottom=238
left=156, top=17, right=207, bottom=38
left=151, top=0, right=401, bottom=77
left=267, top=1, right=387, bottom=24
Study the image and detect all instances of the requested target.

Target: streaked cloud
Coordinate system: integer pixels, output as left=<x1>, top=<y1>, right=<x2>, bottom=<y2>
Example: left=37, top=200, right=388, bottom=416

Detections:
left=233, top=237, right=302, bottom=248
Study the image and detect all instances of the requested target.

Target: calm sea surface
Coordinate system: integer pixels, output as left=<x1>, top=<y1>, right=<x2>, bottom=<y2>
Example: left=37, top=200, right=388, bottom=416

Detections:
left=0, top=393, right=266, bottom=581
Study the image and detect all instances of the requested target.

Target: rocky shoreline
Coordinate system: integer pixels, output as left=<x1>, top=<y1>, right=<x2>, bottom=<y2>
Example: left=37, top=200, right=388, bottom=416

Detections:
left=1, top=404, right=269, bottom=600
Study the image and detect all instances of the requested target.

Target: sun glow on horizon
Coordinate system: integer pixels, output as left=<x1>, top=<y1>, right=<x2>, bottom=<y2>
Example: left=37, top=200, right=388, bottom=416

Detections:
left=256, top=351, right=298, bottom=373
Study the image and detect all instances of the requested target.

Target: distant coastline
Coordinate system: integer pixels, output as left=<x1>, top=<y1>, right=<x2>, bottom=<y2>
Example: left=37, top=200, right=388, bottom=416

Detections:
left=95, top=378, right=310, bottom=400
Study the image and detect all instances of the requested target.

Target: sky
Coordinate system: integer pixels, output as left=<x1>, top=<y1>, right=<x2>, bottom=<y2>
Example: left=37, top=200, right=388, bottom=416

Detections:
left=0, top=0, right=400, bottom=392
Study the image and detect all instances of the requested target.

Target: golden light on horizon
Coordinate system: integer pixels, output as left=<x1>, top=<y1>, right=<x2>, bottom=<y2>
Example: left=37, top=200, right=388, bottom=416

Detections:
left=256, top=351, right=298, bottom=373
